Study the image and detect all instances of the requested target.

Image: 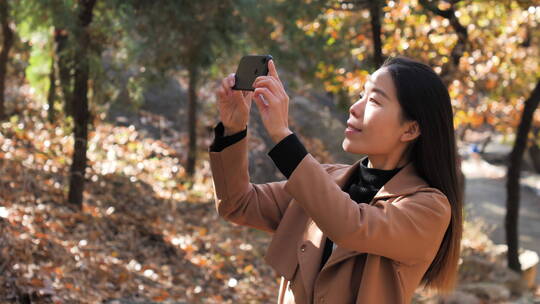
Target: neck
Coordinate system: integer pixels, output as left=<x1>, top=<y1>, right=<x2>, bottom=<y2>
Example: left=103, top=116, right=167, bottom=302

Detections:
left=367, top=154, right=409, bottom=170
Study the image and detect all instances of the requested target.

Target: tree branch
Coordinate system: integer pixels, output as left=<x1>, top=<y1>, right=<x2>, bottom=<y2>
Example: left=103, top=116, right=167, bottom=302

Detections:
left=419, top=0, right=468, bottom=84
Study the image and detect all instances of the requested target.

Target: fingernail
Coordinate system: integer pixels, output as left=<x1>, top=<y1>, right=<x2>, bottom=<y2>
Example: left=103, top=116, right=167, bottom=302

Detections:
left=261, top=96, right=269, bottom=106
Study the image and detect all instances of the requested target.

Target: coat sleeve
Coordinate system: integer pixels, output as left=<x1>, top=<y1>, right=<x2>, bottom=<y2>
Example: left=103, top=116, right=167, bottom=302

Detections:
left=209, top=133, right=295, bottom=233
left=283, top=153, right=452, bottom=266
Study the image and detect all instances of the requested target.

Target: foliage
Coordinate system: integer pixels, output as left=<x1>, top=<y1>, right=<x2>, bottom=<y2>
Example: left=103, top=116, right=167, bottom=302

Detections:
left=286, top=0, right=540, bottom=134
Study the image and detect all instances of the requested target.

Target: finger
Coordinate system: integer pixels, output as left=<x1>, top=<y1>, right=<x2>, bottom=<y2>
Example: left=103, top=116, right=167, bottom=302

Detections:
left=244, top=91, right=254, bottom=107
left=253, top=92, right=269, bottom=109
left=268, top=60, right=281, bottom=82
left=254, top=87, right=276, bottom=106
left=221, top=81, right=230, bottom=96
left=253, top=93, right=266, bottom=111
left=232, top=89, right=246, bottom=104
left=268, top=75, right=285, bottom=93
left=253, top=77, right=274, bottom=90
left=246, top=91, right=254, bottom=102
left=253, top=77, right=283, bottom=99
left=222, top=74, right=234, bottom=88
left=227, top=73, right=235, bottom=87
left=253, top=76, right=280, bottom=96
left=222, top=76, right=233, bottom=96
left=254, top=94, right=268, bottom=112
left=265, top=61, right=284, bottom=91
left=253, top=75, right=274, bottom=85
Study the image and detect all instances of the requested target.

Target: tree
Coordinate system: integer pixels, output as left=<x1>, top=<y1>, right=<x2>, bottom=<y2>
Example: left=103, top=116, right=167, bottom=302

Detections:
left=324, top=0, right=386, bottom=67
left=369, top=0, right=384, bottom=67
left=116, top=0, right=244, bottom=178
left=0, top=0, right=14, bottom=120
left=55, top=27, right=74, bottom=118
left=47, top=41, right=56, bottom=122
left=505, top=79, right=540, bottom=272
left=67, top=0, right=97, bottom=206
left=258, top=0, right=375, bottom=109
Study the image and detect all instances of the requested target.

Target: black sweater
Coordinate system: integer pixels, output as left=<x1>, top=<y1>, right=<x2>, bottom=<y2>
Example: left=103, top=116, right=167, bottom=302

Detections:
left=209, top=121, right=403, bottom=270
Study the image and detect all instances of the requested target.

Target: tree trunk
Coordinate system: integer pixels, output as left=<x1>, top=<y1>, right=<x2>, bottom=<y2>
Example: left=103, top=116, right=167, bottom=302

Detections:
left=186, top=65, right=199, bottom=177
left=369, top=0, right=383, bottom=68
left=0, top=0, right=14, bottom=121
left=529, top=142, right=540, bottom=173
left=55, top=28, right=73, bottom=118
left=47, top=54, right=57, bottom=123
left=528, top=127, right=540, bottom=173
left=505, top=79, right=540, bottom=272
left=68, top=0, right=97, bottom=206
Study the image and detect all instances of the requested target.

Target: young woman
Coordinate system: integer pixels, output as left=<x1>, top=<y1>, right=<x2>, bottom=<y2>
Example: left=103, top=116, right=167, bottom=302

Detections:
left=209, top=56, right=463, bottom=304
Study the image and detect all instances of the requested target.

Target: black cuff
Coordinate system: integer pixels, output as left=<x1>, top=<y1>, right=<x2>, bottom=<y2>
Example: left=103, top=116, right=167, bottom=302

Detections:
left=268, top=133, right=308, bottom=179
left=209, top=121, right=247, bottom=152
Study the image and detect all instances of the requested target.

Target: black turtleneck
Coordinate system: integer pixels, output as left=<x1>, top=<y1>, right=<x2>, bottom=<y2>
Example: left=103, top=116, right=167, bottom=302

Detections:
left=209, top=122, right=404, bottom=270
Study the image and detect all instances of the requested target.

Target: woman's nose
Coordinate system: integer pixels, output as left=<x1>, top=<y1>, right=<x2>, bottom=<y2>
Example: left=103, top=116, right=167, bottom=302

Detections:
left=349, top=99, right=364, bottom=118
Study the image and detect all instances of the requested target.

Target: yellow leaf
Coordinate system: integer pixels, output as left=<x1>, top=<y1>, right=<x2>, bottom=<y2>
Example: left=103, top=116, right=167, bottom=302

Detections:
left=243, top=264, right=254, bottom=273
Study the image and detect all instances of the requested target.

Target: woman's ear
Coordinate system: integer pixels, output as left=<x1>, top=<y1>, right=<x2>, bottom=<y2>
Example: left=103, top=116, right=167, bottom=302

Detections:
left=400, top=120, right=421, bottom=143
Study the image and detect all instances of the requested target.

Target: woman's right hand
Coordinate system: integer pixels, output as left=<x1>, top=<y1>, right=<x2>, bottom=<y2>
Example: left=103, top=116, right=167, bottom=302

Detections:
left=216, top=73, right=254, bottom=135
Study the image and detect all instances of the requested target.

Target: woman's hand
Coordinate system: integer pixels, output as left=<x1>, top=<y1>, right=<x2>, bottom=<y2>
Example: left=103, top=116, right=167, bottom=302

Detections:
left=252, top=60, right=293, bottom=144
left=215, top=73, right=254, bottom=135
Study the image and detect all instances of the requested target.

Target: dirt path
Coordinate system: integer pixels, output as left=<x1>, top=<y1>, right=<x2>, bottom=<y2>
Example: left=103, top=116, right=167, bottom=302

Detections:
left=461, top=152, right=540, bottom=284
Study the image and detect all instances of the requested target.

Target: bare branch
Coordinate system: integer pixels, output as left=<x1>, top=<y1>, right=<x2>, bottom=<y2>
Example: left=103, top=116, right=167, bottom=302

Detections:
left=419, top=0, right=469, bottom=83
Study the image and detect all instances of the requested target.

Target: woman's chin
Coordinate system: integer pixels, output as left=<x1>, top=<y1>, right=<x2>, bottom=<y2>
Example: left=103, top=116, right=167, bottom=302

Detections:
left=342, top=139, right=363, bottom=155
left=342, top=139, right=354, bottom=153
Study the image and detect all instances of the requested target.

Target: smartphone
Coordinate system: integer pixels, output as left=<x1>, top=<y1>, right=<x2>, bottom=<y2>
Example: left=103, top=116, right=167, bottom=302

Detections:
left=232, top=54, right=273, bottom=91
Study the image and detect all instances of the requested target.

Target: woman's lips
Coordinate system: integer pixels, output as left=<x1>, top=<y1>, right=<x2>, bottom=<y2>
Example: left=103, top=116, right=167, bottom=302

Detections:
left=345, top=125, right=362, bottom=134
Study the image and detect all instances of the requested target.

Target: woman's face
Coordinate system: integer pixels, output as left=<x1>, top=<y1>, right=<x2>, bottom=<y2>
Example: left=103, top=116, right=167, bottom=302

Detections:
left=342, top=67, right=413, bottom=157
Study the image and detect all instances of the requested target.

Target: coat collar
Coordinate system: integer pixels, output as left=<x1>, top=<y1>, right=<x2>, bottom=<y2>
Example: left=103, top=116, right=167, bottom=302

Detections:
left=264, top=155, right=431, bottom=296
left=315, top=156, right=430, bottom=276
left=332, top=156, right=429, bottom=201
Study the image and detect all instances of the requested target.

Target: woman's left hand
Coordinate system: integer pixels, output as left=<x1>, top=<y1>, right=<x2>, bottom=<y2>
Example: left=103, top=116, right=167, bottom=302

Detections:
left=252, top=59, right=293, bottom=144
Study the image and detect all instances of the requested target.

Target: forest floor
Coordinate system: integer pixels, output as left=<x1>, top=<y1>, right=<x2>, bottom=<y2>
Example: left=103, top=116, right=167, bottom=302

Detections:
left=0, top=86, right=279, bottom=303
left=1, top=84, right=540, bottom=303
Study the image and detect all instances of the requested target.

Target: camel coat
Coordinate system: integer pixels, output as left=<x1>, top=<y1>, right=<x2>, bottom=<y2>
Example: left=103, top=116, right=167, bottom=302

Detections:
left=208, top=134, right=451, bottom=304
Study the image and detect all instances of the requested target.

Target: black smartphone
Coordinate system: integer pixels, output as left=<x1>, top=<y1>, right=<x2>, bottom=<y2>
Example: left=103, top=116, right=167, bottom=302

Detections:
left=232, top=54, right=273, bottom=91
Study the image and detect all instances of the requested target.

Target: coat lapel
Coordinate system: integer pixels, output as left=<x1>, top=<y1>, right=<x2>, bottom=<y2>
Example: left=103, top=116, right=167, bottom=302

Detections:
left=265, top=156, right=430, bottom=297
left=264, top=201, right=309, bottom=280
left=297, top=217, right=325, bottom=298
left=372, top=160, right=428, bottom=200
left=320, top=159, right=428, bottom=272
left=297, top=158, right=363, bottom=296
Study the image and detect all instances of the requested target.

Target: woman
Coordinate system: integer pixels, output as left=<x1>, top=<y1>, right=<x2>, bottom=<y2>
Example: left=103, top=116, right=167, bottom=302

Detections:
left=209, top=56, right=463, bottom=304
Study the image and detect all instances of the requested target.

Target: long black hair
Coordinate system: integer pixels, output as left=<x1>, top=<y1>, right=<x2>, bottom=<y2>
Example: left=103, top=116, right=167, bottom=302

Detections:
left=381, top=56, right=464, bottom=294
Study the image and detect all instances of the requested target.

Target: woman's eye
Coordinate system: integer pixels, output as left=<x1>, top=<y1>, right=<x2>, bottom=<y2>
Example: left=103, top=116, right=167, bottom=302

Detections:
left=358, top=93, right=365, bottom=99
left=368, top=98, right=379, bottom=105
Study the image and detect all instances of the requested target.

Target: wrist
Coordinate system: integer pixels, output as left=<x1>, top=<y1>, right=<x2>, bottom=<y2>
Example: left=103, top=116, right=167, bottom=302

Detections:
left=271, top=129, right=293, bottom=144
left=224, top=125, right=245, bottom=136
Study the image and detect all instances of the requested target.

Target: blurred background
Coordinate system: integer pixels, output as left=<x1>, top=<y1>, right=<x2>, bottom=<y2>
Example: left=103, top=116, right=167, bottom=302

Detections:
left=0, top=0, right=539, bottom=303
